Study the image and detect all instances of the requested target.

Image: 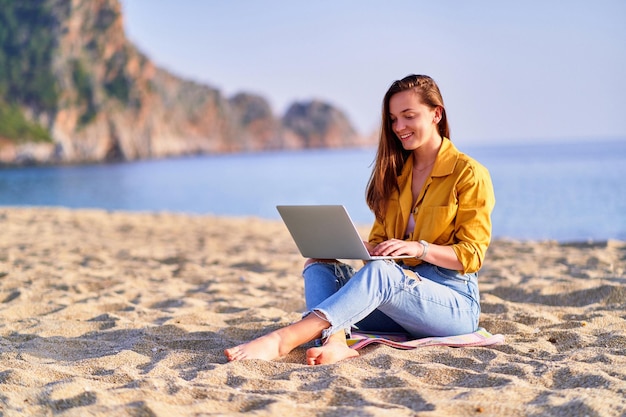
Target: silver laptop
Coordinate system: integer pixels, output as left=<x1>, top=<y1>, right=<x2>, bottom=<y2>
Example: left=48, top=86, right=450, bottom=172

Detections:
left=276, top=205, right=413, bottom=260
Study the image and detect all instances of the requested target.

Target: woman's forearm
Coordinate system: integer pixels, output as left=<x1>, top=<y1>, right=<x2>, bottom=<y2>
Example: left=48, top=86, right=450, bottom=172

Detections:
left=419, top=242, right=463, bottom=271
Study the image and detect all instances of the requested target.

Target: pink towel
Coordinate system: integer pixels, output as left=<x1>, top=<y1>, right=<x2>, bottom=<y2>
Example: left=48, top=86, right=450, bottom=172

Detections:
left=347, top=328, right=505, bottom=350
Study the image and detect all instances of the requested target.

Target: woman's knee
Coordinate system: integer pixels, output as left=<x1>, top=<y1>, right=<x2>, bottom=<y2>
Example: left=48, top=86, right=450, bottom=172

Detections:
left=361, top=259, right=396, bottom=275
left=303, top=260, right=355, bottom=285
left=303, top=258, right=338, bottom=269
left=302, top=259, right=340, bottom=281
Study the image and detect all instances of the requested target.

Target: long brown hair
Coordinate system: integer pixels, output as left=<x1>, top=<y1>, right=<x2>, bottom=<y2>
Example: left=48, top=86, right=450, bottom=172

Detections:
left=365, top=74, right=449, bottom=221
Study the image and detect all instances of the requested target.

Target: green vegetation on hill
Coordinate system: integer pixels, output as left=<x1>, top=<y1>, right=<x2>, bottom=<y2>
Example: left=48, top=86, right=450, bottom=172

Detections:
left=0, top=0, right=59, bottom=112
left=71, top=59, right=98, bottom=127
left=0, top=0, right=57, bottom=142
left=0, top=101, right=53, bottom=143
left=105, top=71, right=130, bottom=104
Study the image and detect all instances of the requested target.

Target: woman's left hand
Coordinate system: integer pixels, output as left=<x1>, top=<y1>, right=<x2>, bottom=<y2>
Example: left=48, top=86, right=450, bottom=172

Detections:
left=372, top=239, right=422, bottom=258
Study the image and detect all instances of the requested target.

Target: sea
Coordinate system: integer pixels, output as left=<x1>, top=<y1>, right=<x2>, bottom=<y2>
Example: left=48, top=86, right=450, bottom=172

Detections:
left=1, top=139, right=625, bottom=242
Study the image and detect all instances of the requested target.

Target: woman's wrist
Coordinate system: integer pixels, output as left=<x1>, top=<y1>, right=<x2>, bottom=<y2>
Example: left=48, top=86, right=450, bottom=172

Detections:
left=417, top=240, right=429, bottom=260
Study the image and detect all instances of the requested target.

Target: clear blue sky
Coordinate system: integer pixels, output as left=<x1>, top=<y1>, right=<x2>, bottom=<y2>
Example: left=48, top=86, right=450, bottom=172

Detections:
left=119, top=0, right=626, bottom=146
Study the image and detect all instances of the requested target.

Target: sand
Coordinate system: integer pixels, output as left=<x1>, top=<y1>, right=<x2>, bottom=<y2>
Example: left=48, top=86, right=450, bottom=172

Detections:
left=0, top=207, right=624, bottom=416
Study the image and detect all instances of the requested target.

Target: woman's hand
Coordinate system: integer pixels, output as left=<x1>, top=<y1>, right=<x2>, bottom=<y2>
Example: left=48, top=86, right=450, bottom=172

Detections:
left=370, top=239, right=422, bottom=258
left=369, top=239, right=464, bottom=270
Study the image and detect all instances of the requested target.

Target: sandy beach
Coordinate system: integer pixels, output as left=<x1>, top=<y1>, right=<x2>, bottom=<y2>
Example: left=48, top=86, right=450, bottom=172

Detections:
left=0, top=207, right=624, bottom=416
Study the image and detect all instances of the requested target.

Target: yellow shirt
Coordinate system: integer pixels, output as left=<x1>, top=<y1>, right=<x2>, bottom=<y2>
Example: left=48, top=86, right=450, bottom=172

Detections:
left=368, top=138, right=495, bottom=274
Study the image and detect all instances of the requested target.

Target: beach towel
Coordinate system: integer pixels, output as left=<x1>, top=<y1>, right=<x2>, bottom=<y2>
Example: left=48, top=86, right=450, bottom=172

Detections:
left=347, top=328, right=505, bottom=350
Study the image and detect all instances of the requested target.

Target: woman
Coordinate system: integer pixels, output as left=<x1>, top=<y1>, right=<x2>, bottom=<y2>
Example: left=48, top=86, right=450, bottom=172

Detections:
left=225, top=74, right=495, bottom=365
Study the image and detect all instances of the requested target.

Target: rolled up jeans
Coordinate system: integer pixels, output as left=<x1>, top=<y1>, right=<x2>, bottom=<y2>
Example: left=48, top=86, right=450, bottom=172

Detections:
left=302, top=259, right=480, bottom=341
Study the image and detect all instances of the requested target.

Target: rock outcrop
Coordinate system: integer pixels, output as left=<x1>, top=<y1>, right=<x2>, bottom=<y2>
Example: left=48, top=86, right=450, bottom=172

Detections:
left=0, top=0, right=371, bottom=166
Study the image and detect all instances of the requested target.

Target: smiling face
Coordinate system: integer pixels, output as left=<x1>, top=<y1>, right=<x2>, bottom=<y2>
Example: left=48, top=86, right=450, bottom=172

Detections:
left=388, top=90, right=442, bottom=151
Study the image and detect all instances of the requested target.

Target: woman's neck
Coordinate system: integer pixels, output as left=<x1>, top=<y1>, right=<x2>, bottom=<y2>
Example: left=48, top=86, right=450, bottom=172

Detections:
left=412, top=135, right=443, bottom=168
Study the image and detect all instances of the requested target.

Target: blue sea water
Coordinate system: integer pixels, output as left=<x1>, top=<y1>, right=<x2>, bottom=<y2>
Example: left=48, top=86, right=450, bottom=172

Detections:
left=1, top=139, right=625, bottom=242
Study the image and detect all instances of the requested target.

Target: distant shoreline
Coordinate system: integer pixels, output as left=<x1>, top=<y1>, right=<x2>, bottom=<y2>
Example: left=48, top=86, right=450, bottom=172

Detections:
left=1, top=136, right=625, bottom=169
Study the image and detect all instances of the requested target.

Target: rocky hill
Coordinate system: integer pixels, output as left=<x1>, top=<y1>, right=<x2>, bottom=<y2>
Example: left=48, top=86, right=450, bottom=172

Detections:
left=0, top=0, right=372, bottom=166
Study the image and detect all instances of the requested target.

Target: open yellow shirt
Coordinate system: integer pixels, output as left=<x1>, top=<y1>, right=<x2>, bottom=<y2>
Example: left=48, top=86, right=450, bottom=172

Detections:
left=368, top=138, right=495, bottom=274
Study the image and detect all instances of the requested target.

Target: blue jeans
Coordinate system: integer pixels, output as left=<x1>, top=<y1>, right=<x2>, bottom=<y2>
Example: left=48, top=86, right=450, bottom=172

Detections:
left=302, top=260, right=481, bottom=340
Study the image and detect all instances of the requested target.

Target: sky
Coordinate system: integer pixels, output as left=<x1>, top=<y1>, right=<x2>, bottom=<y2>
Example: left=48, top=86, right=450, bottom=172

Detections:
left=119, top=0, right=626, bottom=146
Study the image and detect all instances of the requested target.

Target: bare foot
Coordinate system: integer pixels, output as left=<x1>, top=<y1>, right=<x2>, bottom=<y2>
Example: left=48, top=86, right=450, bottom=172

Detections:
left=306, top=340, right=359, bottom=365
left=224, top=332, right=283, bottom=361
left=225, top=313, right=330, bottom=362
